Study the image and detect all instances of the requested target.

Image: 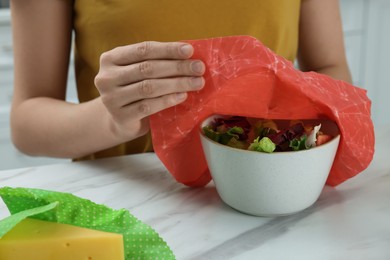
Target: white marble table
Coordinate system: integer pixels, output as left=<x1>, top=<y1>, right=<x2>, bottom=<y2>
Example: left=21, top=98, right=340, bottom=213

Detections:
left=1, top=126, right=390, bottom=260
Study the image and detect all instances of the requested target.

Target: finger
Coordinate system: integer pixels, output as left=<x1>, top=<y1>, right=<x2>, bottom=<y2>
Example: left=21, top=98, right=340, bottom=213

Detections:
left=121, top=92, right=188, bottom=121
left=103, top=41, right=194, bottom=66
left=115, top=77, right=205, bottom=107
left=115, top=59, right=205, bottom=86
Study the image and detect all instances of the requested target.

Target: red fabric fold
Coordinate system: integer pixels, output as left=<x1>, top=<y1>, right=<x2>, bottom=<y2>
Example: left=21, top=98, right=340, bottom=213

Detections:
left=150, top=36, right=375, bottom=187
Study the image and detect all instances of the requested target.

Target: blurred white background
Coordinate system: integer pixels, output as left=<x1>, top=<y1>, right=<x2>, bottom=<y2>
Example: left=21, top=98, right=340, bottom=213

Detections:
left=0, top=0, right=389, bottom=170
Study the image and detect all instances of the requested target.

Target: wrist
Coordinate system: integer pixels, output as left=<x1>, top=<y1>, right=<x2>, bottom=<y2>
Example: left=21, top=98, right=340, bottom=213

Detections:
left=97, top=97, right=146, bottom=145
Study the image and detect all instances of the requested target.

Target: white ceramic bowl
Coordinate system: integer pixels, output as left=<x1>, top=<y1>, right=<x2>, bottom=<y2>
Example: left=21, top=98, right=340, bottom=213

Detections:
left=199, top=115, right=340, bottom=217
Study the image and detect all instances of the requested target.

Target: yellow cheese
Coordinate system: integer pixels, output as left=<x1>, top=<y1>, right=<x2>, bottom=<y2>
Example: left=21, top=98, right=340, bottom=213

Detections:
left=0, top=218, right=124, bottom=260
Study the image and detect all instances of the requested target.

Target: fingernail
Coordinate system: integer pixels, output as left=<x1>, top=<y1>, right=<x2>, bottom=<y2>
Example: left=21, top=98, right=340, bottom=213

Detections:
left=180, top=44, right=193, bottom=57
left=191, top=61, right=205, bottom=74
left=176, top=92, right=187, bottom=101
left=191, top=77, right=204, bottom=89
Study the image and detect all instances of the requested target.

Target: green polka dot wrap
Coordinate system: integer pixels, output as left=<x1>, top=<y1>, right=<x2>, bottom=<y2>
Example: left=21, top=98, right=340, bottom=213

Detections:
left=0, top=187, right=175, bottom=259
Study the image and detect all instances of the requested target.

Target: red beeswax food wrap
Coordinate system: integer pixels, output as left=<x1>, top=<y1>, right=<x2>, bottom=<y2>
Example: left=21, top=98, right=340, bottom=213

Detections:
left=150, top=35, right=375, bottom=187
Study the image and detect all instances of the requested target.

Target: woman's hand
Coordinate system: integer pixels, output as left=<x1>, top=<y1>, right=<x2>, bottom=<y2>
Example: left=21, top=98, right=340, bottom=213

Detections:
left=94, top=41, right=205, bottom=141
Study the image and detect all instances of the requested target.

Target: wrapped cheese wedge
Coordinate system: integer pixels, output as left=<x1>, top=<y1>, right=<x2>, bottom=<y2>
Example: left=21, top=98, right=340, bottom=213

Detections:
left=150, top=35, right=375, bottom=187
left=0, top=218, right=124, bottom=260
left=0, top=187, right=175, bottom=260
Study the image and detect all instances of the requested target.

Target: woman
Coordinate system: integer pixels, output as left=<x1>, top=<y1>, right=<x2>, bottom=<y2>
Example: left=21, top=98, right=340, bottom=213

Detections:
left=10, top=0, right=351, bottom=160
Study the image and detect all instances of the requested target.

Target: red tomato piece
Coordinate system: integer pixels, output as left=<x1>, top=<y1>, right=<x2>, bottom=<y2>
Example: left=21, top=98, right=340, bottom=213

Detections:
left=316, top=134, right=333, bottom=146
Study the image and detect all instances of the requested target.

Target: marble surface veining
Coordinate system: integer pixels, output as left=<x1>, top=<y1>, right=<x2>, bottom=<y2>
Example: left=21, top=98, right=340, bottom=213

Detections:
left=1, top=126, right=389, bottom=260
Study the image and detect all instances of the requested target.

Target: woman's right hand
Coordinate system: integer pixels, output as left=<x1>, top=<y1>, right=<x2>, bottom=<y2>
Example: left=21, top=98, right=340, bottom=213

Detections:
left=94, top=41, right=205, bottom=142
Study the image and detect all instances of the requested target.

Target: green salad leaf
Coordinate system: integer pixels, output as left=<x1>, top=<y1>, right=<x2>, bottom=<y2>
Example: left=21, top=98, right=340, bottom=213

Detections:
left=203, top=126, right=245, bottom=147
left=289, top=135, right=309, bottom=151
left=248, top=137, right=276, bottom=153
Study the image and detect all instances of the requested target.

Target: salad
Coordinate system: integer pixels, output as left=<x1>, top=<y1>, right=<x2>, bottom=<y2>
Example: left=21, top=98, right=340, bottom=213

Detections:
left=202, top=116, right=333, bottom=153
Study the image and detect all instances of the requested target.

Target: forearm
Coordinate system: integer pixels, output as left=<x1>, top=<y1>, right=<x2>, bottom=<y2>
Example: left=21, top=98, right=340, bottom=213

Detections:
left=313, top=62, right=352, bottom=84
left=11, top=97, right=126, bottom=158
left=299, top=0, right=352, bottom=84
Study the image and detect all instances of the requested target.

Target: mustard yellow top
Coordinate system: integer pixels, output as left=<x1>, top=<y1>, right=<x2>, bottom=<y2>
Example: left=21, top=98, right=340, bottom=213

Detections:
left=73, top=0, right=301, bottom=160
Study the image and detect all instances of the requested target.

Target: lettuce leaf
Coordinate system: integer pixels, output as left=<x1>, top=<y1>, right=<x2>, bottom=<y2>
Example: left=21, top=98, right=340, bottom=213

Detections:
left=248, top=137, right=276, bottom=153
left=203, top=126, right=245, bottom=146
left=289, top=135, right=309, bottom=151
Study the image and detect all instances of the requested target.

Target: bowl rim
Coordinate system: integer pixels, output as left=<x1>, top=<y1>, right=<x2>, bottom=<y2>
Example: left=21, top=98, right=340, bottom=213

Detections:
left=199, top=115, right=341, bottom=155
